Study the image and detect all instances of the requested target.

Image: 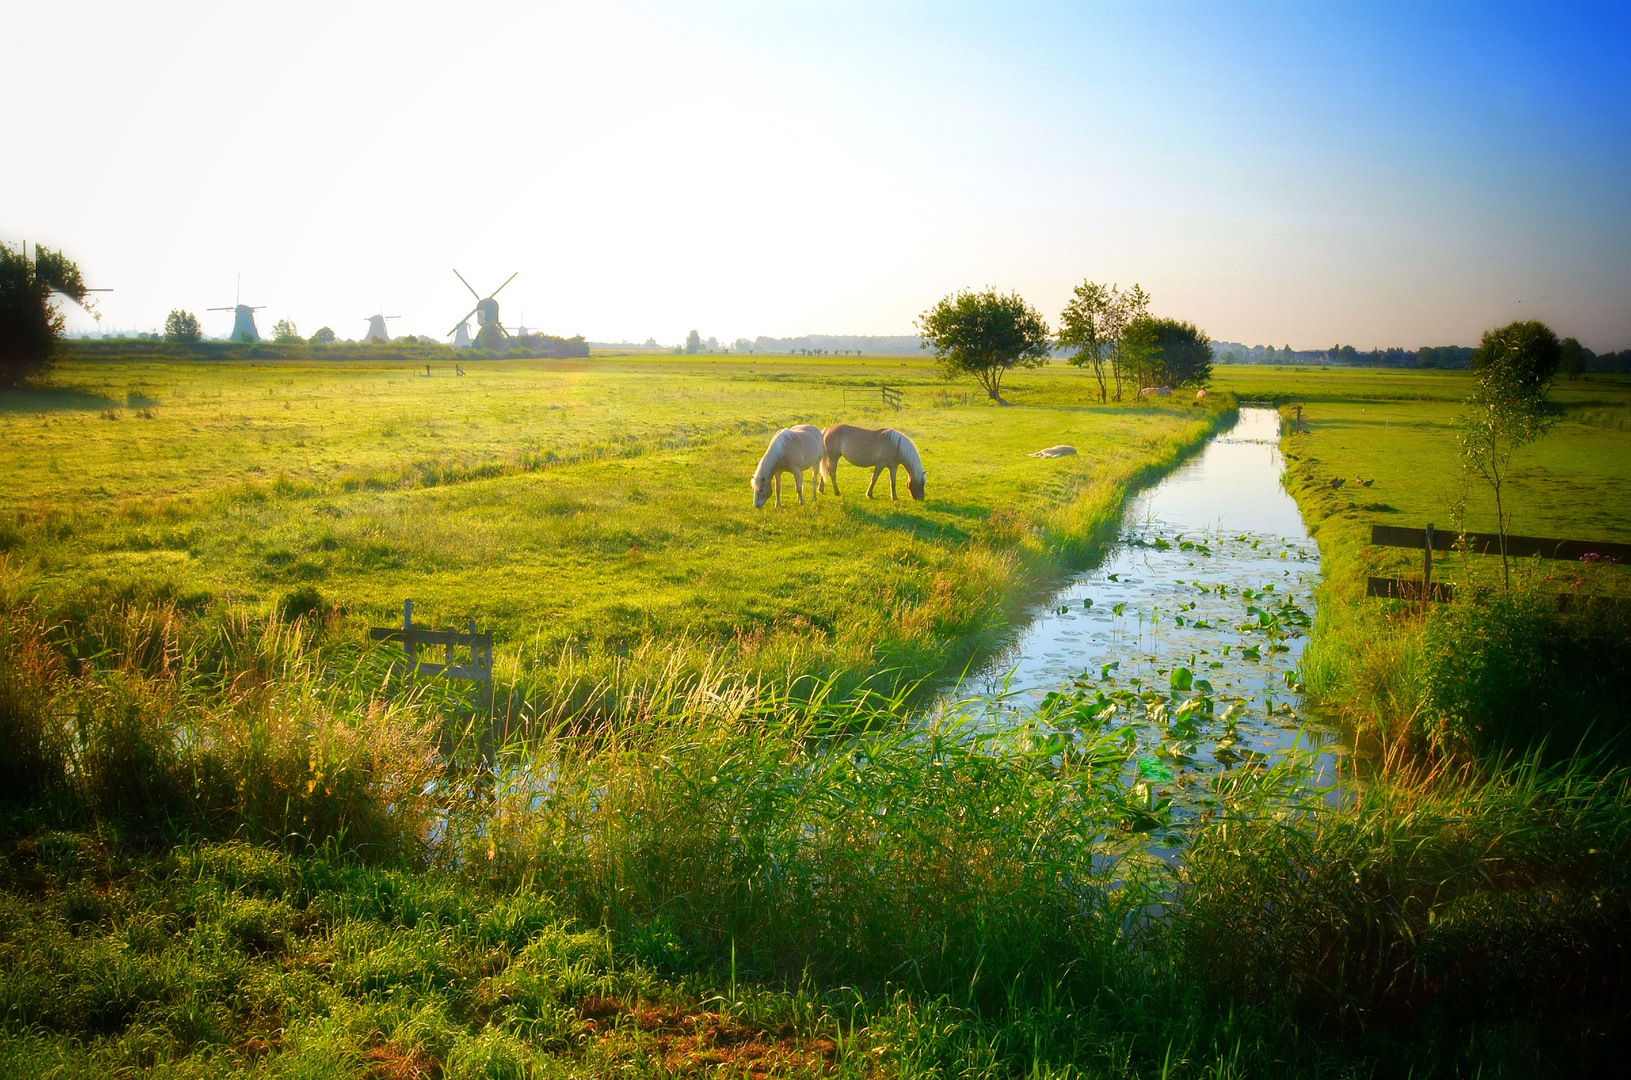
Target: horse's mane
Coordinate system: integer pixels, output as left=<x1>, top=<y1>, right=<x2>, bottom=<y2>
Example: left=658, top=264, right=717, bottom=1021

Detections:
left=890, top=429, right=924, bottom=479
left=754, top=427, right=795, bottom=481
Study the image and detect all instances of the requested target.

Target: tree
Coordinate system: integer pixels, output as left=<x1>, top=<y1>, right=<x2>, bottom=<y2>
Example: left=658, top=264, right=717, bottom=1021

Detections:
left=1126, top=317, right=1213, bottom=389
left=272, top=318, right=301, bottom=343
left=1058, top=281, right=1152, bottom=402
left=1105, top=284, right=1150, bottom=400
left=685, top=329, right=701, bottom=355
left=308, top=326, right=336, bottom=344
left=1559, top=336, right=1588, bottom=379
left=917, top=288, right=1051, bottom=404
left=1458, top=320, right=1561, bottom=586
left=164, top=309, right=201, bottom=343
left=1058, top=281, right=1112, bottom=402
left=1, top=242, right=94, bottom=387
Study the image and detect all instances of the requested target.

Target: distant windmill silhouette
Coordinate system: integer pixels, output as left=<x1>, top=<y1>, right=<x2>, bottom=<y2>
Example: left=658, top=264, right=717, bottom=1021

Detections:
left=447, top=269, right=517, bottom=348
left=208, top=275, right=265, bottom=342
left=363, top=309, right=400, bottom=344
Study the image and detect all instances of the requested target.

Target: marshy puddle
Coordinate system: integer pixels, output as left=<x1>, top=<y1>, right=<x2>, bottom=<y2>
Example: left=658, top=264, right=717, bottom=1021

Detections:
left=943, top=407, right=1345, bottom=837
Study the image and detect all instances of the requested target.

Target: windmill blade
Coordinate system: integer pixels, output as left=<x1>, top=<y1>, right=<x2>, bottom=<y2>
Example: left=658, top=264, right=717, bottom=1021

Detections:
left=488, top=272, right=518, bottom=299
left=385, top=315, right=401, bottom=320
left=453, top=269, right=482, bottom=301
left=447, top=306, right=480, bottom=337
left=207, top=306, right=234, bottom=311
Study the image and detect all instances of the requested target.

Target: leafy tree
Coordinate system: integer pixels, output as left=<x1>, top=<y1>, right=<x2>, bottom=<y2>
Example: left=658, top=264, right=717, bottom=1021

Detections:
left=1458, top=320, right=1561, bottom=586
left=1058, top=282, right=1111, bottom=402
left=685, top=329, right=701, bottom=355
left=1559, top=336, right=1588, bottom=379
left=272, top=318, right=301, bottom=343
left=308, top=326, right=336, bottom=344
left=1, top=242, right=94, bottom=387
left=917, top=288, right=1051, bottom=404
left=164, top=309, right=201, bottom=343
left=1105, top=284, right=1150, bottom=400
left=1125, top=317, right=1212, bottom=389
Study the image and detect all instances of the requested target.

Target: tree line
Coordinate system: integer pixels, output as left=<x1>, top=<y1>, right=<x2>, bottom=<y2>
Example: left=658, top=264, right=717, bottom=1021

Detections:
left=917, top=282, right=1211, bottom=404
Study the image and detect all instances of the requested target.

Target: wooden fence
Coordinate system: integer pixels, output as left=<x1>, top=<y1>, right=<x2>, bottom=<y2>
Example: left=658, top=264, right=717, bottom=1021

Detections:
left=1367, top=524, right=1629, bottom=603
left=369, top=599, right=493, bottom=684
left=841, top=384, right=902, bottom=410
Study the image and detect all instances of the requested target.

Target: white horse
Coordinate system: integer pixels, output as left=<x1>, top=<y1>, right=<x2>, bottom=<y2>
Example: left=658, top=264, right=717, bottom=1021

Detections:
left=751, top=425, right=825, bottom=508
left=820, top=424, right=926, bottom=500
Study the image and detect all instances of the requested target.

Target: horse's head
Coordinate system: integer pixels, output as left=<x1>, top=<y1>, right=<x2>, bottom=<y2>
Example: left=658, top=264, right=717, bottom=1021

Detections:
left=908, top=470, right=925, bottom=500
left=751, top=472, right=773, bottom=508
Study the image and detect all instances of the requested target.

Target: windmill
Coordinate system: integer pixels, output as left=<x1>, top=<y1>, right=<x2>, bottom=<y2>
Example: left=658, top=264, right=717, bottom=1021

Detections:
left=208, top=275, right=265, bottom=342
left=363, top=309, right=400, bottom=344
left=447, top=269, right=517, bottom=349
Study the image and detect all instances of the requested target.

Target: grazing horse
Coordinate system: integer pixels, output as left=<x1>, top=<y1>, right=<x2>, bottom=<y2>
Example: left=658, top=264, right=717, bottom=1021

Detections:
left=820, top=424, right=926, bottom=500
left=751, top=425, right=824, bottom=508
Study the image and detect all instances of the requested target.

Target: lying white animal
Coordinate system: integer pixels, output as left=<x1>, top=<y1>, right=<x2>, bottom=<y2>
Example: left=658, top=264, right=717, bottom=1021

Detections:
left=1028, top=445, right=1078, bottom=458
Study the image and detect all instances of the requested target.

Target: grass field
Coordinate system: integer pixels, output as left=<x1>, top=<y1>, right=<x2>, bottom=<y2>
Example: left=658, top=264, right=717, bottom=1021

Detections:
left=1, top=349, right=1221, bottom=703
left=1210, top=365, right=1631, bottom=552
left=6, top=355, right=1631, bottom=1077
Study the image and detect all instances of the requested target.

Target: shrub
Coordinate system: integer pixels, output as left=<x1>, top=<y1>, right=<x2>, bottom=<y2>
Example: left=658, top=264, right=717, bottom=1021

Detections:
left=1419, top=588, right=1631, bottom=761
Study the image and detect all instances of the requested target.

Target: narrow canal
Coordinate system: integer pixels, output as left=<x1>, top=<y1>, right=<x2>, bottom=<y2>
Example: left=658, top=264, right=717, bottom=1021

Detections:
left=946, top=406, right=1345, bottom=834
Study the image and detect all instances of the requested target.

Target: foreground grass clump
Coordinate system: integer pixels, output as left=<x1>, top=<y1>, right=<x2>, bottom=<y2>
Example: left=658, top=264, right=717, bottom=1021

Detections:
left=1179, top=756, right=1631, bottom=1041
left=5, top=589, right=1631, bottom=1076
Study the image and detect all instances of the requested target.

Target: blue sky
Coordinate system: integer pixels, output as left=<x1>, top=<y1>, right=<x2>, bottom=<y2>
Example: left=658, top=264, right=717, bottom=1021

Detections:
left=5, top=1, right=1628, bottom=348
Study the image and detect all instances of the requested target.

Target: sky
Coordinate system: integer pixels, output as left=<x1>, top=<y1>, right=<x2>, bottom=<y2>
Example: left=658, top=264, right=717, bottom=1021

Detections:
left=5, top=0, right=1629, bottom=350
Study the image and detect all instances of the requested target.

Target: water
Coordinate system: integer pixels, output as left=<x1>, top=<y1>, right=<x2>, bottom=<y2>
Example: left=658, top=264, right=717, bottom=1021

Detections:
left=945, top=407, right=1345, bottom=834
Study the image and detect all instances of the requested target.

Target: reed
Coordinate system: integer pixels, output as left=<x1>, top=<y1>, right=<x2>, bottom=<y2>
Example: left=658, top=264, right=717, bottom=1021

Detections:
left=4, top=586, right=1631, bottom=1074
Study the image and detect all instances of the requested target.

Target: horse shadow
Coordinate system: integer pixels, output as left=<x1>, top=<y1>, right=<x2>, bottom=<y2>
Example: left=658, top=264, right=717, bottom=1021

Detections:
left=841, top=500, right=981, bottom=543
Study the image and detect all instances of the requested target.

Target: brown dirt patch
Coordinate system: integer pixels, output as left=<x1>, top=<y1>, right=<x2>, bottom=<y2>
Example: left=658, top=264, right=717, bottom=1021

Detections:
left=365, top=1042, right=439, bottom=1080
left=580, top=997, right=838, bottom=1077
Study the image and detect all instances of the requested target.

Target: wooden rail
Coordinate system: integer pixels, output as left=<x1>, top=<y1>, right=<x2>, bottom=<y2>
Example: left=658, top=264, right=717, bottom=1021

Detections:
left=1367, top=524, right=1627, bottom=605
left=1371, top=525, right=1631, bottom=563
left=369, top=599, right=493, bottom=683
left=841, top=385, right=903, bottom=410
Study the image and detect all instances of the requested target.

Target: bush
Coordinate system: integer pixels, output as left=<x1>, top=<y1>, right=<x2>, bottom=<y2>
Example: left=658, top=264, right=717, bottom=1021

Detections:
left=278, top=585, right=328, bottom=624
left=1420, top=588, right=1631, bottom=761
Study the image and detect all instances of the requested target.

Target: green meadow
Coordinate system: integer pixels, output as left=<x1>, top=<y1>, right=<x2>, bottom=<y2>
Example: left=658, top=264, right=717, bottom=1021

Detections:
left=4, top=353, right=1631, bottom=1078
left=1, top=350, right=1222, bottom=700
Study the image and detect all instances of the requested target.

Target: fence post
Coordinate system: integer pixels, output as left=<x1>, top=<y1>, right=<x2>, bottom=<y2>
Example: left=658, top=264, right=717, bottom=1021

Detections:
left=1423, top=524, right=1434, bottom=611
left=403, top=599, right=415, bottom=666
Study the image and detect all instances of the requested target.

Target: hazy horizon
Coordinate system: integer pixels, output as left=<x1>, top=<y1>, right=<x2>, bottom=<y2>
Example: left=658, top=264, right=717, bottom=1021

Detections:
left=7, top=1, right=1629, bottom=351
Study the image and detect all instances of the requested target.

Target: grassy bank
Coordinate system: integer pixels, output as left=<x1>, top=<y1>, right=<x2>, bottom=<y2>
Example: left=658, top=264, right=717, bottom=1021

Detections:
left=1211, top=366, right=1631, bottom=755
left=4, top=593, right=1629, bottom=1078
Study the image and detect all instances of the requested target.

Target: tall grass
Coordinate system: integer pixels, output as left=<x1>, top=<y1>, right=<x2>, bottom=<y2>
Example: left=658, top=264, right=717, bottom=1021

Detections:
left=5, top=587, right=1631, bottom=1074
left=1178, top=752, right=1631, bottom=1039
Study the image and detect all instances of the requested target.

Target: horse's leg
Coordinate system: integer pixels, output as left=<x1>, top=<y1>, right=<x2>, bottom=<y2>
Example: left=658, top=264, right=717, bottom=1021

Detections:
left=867, top=465, right=884, bottom=498
left=774, top=472, right=782, bottom=508
left=827, top=456, right=840, bottom=495
left=888, top=464, right=898, bottom=500
left=795, top=468, right=805, bottom=504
